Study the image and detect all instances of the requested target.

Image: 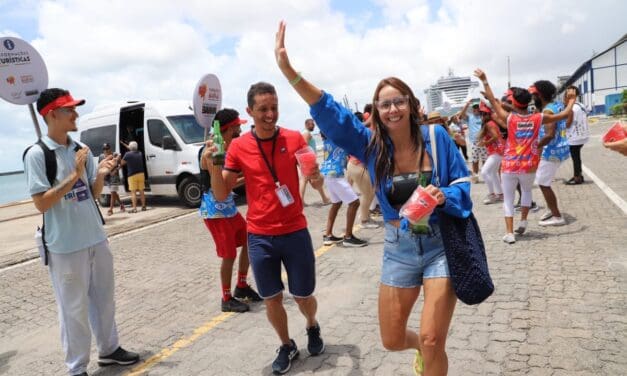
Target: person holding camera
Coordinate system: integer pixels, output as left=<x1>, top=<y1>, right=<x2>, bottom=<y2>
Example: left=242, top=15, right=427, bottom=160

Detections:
left=98, top=143, right=125, bottom=215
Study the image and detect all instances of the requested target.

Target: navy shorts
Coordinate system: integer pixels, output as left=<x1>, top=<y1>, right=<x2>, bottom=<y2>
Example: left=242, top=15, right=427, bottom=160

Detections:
left=248, top=228, right=316, bottom=299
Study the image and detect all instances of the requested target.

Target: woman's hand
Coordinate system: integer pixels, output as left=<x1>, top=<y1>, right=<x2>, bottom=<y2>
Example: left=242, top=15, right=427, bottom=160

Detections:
left=424, top=184, right=446, bottom=206
left=275, top=21, right=292, bottom=73
left=474, top=68, right=487, bottom=82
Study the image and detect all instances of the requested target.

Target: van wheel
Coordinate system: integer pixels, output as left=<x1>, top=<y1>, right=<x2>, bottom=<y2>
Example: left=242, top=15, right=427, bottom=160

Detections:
left=178, top=177, right=201, bottom=207
left=99, top=194, right=111, bottom=207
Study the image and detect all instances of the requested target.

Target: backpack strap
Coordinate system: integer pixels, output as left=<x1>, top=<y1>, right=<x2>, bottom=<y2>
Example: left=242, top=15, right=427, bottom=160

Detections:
left=23, top=139, right=56, bottom=187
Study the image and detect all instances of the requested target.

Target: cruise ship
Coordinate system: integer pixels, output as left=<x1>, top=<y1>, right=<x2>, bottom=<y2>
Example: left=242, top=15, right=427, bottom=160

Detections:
left=424, top=69, right=480, bottom=115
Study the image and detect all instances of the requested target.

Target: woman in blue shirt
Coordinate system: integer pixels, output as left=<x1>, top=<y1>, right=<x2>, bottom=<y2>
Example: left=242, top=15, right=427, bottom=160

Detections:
left=274, top=22, right=472, bottom=375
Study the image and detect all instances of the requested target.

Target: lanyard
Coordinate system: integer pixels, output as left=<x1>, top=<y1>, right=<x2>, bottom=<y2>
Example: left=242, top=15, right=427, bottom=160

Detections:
left=254, top=130, right=280, bottom=186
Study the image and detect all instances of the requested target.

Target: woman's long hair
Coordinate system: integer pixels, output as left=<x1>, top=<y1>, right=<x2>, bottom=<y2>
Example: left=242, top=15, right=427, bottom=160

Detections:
left=365, top=77, right=424, bottom=190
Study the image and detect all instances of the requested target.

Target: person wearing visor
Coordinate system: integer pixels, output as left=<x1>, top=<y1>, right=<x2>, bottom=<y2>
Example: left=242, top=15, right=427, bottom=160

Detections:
left=199, top=108, right=262, bottom=313
left=475, top=69, right=577, bottom=244
left=23, top=88, right=139, bottom=376
left=529, top=81, right=570, bottom=226
left=476, top=102, right=505, bottom=205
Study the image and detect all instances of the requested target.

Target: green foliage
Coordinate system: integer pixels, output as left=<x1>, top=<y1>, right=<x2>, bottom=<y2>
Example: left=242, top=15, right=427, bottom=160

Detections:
left=622, top=89, right=627, bottom=103
left=611, top=102, right=627, bottom=115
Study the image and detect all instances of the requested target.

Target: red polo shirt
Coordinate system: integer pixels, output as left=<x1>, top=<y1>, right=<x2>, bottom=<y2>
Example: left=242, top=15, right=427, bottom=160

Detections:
left=225, top=127, right=308, bottom=235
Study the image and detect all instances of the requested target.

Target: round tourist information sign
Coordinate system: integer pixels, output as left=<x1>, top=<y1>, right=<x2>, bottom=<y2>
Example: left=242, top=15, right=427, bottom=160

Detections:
left=193, top=74, right=222, bottom=129
left=0, top=37, right=48, bottom=105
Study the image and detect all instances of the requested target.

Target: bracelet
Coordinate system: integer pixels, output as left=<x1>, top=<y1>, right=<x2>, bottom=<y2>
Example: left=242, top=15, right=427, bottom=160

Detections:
left=482, top=80, right=489, bottom=86
left=289, top=72, right=302, bottom=86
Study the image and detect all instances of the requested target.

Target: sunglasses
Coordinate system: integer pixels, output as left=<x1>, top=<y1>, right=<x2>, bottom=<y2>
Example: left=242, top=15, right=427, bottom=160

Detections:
left=375, top=95, right=410, bottom=112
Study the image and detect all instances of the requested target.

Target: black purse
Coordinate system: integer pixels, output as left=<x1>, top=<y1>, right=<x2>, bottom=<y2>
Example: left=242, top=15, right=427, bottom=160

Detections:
left=429, top=125, right=494, bottom=305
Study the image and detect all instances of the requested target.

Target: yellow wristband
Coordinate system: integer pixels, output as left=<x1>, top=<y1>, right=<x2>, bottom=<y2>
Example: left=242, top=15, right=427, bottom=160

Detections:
left=289, top=72, right=302, bottom=86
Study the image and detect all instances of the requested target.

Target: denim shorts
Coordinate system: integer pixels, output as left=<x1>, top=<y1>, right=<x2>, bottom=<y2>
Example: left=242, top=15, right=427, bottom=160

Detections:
left=380, top=222, right=450, bottom=288
left=248, top=228, right=316, bottom=299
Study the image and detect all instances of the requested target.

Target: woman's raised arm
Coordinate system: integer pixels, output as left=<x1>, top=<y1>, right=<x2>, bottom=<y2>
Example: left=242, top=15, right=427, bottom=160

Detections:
left=275, top=21, right=323, bottom=105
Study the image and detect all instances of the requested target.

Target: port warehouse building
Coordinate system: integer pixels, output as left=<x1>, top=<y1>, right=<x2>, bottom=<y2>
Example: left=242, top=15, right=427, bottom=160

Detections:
left=559, top=34, right=626, bottom=115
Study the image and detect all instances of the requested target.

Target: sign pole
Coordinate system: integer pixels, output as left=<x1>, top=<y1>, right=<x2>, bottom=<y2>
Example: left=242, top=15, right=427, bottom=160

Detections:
left=28, top=103, right=42, bottom=139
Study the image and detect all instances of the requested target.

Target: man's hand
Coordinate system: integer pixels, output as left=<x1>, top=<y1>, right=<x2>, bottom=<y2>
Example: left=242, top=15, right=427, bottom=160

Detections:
left=75, top=147, right=90, bottom=177
left=201, top=138, right=219, bottom=170
left=307, top=165, right=324, bottom=190
left=97, top=154, right=116, bottom=177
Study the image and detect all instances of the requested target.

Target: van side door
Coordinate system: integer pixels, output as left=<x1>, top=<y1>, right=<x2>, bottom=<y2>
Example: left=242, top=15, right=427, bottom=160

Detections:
left=144, top=119, right=180, bottom=190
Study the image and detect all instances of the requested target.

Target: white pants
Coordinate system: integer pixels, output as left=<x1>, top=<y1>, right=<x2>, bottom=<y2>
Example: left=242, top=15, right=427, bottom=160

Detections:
left=48, top=240, right=119, bottom=375
left=501, top=173, right=535, bottom=217
left=480, top=154, right=503, bottom=195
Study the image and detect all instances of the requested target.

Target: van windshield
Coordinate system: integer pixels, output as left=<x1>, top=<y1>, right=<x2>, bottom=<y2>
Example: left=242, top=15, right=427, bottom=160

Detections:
left=167, top=115, right=206, bottom=144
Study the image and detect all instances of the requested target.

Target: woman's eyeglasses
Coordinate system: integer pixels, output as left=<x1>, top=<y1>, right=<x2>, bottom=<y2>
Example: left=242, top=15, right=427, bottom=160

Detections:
left=375, top=95, right=409, bottom=112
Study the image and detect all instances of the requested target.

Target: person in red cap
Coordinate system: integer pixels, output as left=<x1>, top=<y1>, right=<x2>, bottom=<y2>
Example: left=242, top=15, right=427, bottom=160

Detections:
left=476, top=102, right=505, bottom=204
left=199, top=108, right=262, bottom=313
left=475, top=70, right=577, bottom=244
left=24, top=88, right=139, bottom=376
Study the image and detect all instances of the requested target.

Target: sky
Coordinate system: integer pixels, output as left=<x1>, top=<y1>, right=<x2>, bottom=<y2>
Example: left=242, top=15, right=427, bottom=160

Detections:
left=0, top=0, right=625, bottom=172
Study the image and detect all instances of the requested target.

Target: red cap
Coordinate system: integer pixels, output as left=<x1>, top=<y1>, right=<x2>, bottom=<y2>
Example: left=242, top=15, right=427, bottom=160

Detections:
left=39, top=93, right=85, bottom=116
left=220, top=117, right=248, bottom=132
left=479, top=102, right=492, bottom=114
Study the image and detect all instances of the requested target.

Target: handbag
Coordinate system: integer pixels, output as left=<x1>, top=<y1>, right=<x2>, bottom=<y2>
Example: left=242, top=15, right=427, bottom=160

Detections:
left=429, top=125, right=494, bottom=305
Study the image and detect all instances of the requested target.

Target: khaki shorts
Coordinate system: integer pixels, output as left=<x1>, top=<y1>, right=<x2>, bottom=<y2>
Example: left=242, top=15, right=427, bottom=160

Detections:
left=128, top=173, right=145, bottom=191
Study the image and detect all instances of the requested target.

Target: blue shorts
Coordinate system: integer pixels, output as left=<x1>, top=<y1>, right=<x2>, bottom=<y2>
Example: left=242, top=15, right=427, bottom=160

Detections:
left=380, top=222, right=450, bottom=288
left=248, top=228, right=316, bottom=299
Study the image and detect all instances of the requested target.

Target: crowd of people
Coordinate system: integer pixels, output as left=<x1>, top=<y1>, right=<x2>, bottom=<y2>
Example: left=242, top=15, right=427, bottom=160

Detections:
left=24, top=20, right=626, bottom=376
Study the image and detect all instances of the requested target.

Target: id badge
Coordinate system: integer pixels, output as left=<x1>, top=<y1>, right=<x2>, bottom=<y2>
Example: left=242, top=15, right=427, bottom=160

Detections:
left=275, top=184, right=295, bottom=207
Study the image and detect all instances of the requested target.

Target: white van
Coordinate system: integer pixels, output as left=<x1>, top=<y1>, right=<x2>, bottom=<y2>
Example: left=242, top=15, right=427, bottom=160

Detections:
left=77, top=100, right=205, bottom=207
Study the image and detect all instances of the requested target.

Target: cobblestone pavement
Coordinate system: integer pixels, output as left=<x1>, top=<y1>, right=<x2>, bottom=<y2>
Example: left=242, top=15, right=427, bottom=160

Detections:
left=0, top=119, right=625, bottom=375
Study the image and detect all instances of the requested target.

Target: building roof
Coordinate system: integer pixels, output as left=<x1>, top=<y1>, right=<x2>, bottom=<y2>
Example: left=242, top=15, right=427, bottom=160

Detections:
left=558, top=33, right=626, bottom=92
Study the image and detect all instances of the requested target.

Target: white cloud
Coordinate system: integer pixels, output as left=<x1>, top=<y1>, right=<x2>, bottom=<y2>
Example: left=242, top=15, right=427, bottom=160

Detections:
left=0, top=0, right=625, bottom=173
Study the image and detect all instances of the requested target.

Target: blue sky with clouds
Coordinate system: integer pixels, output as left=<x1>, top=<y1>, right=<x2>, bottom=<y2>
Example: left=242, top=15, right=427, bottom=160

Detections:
left=0, top=0, right=625, bottom=173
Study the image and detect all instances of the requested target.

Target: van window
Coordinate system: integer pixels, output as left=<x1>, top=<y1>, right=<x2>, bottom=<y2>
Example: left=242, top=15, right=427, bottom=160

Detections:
left=147, top=119, right=174, bottom=147
left=167, top=115, right=205, bottom=144
left=80, top=125, right=116, bottom=155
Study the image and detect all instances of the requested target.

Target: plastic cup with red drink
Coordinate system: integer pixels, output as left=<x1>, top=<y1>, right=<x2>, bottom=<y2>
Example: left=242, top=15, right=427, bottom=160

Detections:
left=399, top=186, right=438, bottom=224
left=295, top=146, right=318, bottom=176
left=602, top=122, right=627, bottom=143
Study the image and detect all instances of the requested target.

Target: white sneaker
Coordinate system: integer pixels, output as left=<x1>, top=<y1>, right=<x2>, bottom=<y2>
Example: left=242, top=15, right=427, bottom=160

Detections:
left=540, top=211, right=553, bottom=221
left=482, top=194, right=497, bottom=205
left=360, top=220, right=380, bottom=229
left=502, top=233, right=516, bottom=244
left=539, top=216, right=566, bottom=226
left=515, top=220, right=528, bottom=235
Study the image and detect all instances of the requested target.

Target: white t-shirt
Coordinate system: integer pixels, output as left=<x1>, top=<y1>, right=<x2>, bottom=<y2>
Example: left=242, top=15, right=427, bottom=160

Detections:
left=567, top=103, right=589, bottom=146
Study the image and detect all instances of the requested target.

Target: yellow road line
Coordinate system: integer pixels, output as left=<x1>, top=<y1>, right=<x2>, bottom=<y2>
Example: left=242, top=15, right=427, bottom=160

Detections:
left=124, top=225, right=361, bottom=376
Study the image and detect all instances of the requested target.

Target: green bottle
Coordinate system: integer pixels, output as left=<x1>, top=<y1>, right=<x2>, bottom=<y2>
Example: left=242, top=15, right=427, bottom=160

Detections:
left=212, top=120, right=225, bottom=165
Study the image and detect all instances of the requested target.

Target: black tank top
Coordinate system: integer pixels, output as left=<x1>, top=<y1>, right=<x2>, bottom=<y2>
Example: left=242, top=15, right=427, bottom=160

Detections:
left=387, top=171, right=432, bottom=208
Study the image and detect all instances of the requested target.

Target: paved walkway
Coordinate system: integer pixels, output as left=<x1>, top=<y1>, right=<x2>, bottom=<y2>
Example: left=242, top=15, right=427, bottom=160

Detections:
left=0, top=119, right=625, bottom=375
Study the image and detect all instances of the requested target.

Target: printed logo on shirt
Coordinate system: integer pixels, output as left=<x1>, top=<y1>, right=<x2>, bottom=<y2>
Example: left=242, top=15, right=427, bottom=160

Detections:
left=64, top=179, right=89, bottom=202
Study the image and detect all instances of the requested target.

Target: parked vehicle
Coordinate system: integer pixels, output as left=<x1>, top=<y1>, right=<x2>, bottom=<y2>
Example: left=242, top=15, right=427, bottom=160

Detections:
left=78, top=100, right=205, bottom=207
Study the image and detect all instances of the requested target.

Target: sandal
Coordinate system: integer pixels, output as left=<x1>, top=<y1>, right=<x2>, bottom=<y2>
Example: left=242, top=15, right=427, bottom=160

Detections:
left=120, top=204, right=125, bottom=212
left=107, top=209, right=113, bottom=216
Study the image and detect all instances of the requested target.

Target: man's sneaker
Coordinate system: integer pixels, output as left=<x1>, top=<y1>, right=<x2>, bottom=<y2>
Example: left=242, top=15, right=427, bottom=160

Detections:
left=530, top=202, right=540, bottom=212
left=342, top=235, right=368, bottom=247
left=98, top=347, right=140, bottom=366
left=502, top=233, right=516, bottom=244
left=323, top=235, right=343, bottom=246
left=514, top=220, right=528, bottom=235
left=221, top=298, right=249, bottom=313
left=272, top=339, right=299, bottom=374
left=306, top=323, right=325, bottom=356
left=540, top=211, right=553, bottom=221
left=539, top=216, right=566, bottom=226
left=234, top=285, right=262, bottom=302
left=360, top=220, right=380, bottom=229
left=482, top=194, right=497, bottom=204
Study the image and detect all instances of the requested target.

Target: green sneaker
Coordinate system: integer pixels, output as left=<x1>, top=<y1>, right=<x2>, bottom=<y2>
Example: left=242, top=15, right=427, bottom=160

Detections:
left=413, top=350, right=424, bottom=376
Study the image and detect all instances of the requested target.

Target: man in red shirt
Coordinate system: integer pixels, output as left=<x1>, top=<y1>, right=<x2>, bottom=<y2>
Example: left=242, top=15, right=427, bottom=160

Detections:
left=208, top=82, right=325, bottom=374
